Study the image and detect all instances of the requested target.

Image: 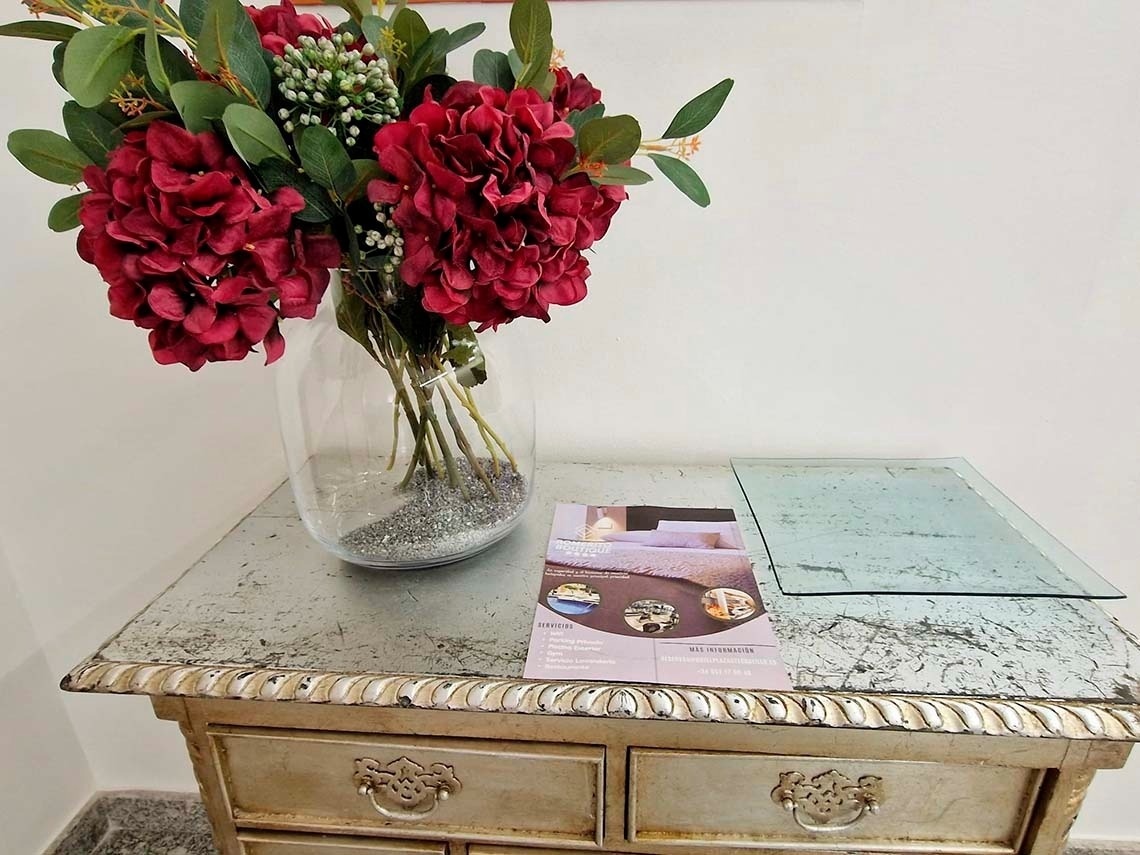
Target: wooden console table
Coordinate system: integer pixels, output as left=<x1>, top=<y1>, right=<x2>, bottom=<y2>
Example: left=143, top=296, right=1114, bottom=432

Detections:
left=63, top=463, right=1140, bottom=855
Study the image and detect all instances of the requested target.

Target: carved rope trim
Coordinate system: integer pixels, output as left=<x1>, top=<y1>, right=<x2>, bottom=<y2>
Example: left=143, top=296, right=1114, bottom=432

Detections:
left=61, top=659, right=1140, bottom=741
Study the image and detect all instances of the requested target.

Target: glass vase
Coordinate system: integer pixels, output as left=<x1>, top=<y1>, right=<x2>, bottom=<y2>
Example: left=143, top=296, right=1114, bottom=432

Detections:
left=275, top=272, right=536, bottom=569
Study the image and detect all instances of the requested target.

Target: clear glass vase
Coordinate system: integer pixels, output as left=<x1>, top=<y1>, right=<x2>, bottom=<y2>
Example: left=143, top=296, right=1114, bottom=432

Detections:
left=275, top=272, right=536, bottom=569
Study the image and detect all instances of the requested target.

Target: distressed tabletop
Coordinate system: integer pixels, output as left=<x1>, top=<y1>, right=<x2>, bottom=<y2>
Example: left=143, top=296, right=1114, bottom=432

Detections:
left=64, top=463, right=1140, bottom=740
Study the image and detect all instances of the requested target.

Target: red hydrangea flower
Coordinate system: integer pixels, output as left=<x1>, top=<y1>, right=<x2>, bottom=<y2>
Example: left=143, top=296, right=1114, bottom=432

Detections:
left=369, top=83, right=626, bottom=329
left=244, top=0, right=335, bottom=55
left=76, top=121, right=340, bottom=371
left=551, top=67, right=603, bottom=119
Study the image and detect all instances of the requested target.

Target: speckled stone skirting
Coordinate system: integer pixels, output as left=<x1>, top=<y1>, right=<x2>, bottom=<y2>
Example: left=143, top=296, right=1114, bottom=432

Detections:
left=42, top=790, right=1137, bottom=855
left=44, top=791, right=214, bottom=855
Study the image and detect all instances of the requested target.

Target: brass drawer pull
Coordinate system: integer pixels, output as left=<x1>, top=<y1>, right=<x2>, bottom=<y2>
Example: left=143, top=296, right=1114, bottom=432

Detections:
left=771, top=770, right=882, bottom=833
left=353, top=757, right=462, bottom=822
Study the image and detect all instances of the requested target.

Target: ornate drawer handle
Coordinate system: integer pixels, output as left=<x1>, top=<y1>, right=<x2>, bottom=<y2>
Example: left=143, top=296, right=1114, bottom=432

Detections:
left=353, top=756, right=461, bottom=822
left=771, top=770, right=883, bottom=833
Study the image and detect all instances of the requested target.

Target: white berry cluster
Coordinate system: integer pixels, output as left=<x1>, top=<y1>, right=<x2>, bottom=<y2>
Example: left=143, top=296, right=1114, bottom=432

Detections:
left=273, top=33, right=400, bottom=146
left=353, top=203, right=405, bottom=281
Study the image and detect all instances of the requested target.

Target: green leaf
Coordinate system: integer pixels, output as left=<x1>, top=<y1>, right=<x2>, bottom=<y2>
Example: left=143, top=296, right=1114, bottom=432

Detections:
left=594, top=164, right=653, bottom=186
left=577, top=115, right=641, bottom=164
left=144, top=1, right=170, bottom=93
left=195, top=0, right=236, bottom=74
left=62, top=101, right=123, bottom=165
left=473, top=49, right=513, bottom=89
left=117, top=109, right=175, bottom=129
left=0, top=20, right=79, bottom=42
left=337, top=18, right=364, bottom=42
left=444, top=324, right=487, bottom=388
left=404, top=27, right=449, bottom=90
left=170, top=80, right=240, bottom=133
left=347, top=158, right=383, bottom=202
left=392, top=8, right=429, bottom=61
left=336, top=288, right=380, bottom=362
left=297, top=125, right=356, bottom=197
left=197, top=0, right=270, bottom=105
left=509, top=0, right=551, bottom=66
left=509, top=0, right=552, bottom=92
left=360, top=14, right=385, bottom=48
left=222, top=103, right=292, bottom=165
left=445, top=22, right=485, bottom=53
left=566, top=103, right=604, bottom=140
left=48, top=192, right=87, bottom=232
left=507, top=48, right=524, bottom=80
left=179, top=0, right=207, bottom=38
left=62, top=25, right=136, bottom=108
left=255, top=158, right=338, bottom=222
left=51, top=41, right=66, bottom=90
left=662, top=78, right=734, bottom=139
left=7, top=129, right=90, bottom=184
left=648, top=153, right=710, bottom=206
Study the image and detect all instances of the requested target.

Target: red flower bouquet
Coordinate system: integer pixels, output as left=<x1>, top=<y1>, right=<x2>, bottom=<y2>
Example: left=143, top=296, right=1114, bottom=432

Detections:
left=3, top=0, right=732, bottom=562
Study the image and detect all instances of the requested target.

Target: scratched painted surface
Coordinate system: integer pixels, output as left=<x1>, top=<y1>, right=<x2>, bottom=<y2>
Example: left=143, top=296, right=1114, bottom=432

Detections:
left=732, top=458, right=1124, bottom=598
left=93, top=463, right=1140, bottom=703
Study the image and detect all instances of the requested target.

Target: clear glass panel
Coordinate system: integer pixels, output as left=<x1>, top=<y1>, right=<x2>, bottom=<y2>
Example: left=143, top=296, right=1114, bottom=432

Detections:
left=732, top=458, right=1125, bottom=599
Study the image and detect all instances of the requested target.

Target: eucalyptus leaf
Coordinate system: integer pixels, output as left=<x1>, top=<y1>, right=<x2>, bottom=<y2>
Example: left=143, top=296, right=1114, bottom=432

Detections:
left=404, top=28, right=450, bottom=90
left=507, top=49, right=524, bottom=81
left=62, top=101, right=123, bottom=165
left=197, top=0, right=270, bottom=105
left=255, top=158, right=338, bottom=222
left=62, top=25, right=136, bottom=108
left=297, top=124, right=355, bottom=197
left=222, top=103, right=292, bottom=165
left=144, top=2, right=170, bottom=93
left=445, top=22, right=485, bottom=53
left=509, top=0, right=553, bottom=92
left=7, top=129, right=90, bottom=184
left=347, top=158, right=383, bottom=202
left=392, top=8, right=429, bottom=62
left=444, top=324, right=487, bottom=387
left=170, top=80, right=240, bottom=133
left=336, top=288, right=381, bottom=362
left=566, top=103, right=604, bottom=140
left=662, top=78, right=734, bottom=139
left=648, top=153, right=710, bottom=206
left=48, top=192, right=87, bottom=232
left=473, top=49, right=513, bottom=89
left=179, top=0, right=207, bottom=38
left=337, top=18, right=364, bottom=42
left=51, top=42, right=66, bottom=90
left=195, top=0, right=236, bottom=74
left=577, top=114, right=641, bottom=165
left=117, top=109, right=175, bottom=129
left=360, top=14, right=385, bottom=49
left=594, top=164, right=653, bottom=186
left=0, top=20, right=79, bottom=42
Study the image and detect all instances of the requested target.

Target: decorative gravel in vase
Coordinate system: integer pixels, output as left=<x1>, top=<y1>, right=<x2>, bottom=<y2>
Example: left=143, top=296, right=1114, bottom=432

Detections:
left=3, top=0, right=732, bottom=567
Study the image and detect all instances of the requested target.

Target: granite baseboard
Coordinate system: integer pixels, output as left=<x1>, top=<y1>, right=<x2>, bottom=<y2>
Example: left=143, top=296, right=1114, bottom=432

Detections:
left=45, top=792, right=214, bottom=855
left=44, top=791, right=1138, bottom=855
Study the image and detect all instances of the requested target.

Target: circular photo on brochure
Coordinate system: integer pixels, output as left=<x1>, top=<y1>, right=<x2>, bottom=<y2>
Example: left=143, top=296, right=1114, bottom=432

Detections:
left=623, top=599, right=680, bottom=634
left=546, top=583, right=602, bottom=616
left=700, top=587, right=758, bottom=622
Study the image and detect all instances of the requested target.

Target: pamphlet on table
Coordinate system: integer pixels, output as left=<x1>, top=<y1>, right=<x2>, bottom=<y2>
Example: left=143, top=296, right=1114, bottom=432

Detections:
left=523, top=503, right=792, bottom=689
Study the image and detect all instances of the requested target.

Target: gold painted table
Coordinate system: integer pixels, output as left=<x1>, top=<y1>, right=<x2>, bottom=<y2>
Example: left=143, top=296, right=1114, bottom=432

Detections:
left=63, top=464, right=1140, bottom=855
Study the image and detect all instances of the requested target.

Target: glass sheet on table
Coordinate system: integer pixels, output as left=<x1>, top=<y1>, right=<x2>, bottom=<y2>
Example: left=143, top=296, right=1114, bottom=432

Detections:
left=731, top=458, right=1124, bottom=599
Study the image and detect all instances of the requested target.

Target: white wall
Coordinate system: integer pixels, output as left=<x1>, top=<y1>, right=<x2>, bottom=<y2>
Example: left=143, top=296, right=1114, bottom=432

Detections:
left=1, top=0, right=1138, bottom=844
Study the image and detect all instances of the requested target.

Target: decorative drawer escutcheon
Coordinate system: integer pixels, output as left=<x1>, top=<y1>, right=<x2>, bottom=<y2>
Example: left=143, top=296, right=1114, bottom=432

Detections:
left=353, top=757, right=462, bottom=822
left=771, top=770, right=882, bottom=833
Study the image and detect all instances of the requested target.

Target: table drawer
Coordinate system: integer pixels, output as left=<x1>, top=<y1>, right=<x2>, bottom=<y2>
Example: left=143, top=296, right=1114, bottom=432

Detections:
left=239, top=831, right=446, bottom=854
left=212, top=727, right=604, bottom=846
left=628, top=749, right=1042, bottom=853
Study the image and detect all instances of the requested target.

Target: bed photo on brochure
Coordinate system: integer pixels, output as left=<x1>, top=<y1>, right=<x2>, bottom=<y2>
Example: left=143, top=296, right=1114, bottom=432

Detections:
left=524, top=503, right=793, bottom=689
